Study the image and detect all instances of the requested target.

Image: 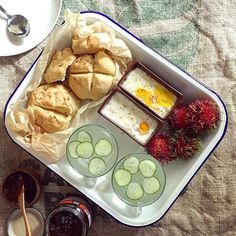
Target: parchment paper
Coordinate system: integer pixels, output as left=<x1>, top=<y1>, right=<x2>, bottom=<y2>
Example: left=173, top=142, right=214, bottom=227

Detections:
left=6, top=9, right=132, bottom=163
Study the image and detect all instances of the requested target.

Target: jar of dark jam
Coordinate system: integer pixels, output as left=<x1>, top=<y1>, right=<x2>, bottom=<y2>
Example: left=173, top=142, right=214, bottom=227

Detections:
left=46, top=196, right=93, bottom=236
left=2, top=169, right=41, bottom=208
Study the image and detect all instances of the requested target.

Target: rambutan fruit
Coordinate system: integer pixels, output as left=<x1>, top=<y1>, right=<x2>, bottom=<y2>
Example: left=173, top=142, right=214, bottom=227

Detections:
left=146, top=135, right=174, bottom=163
left=170, top=131, right=201, bottom=159
left=187, top=99, right=220, bottom=133
left=169, top=105, right=190, bottom=129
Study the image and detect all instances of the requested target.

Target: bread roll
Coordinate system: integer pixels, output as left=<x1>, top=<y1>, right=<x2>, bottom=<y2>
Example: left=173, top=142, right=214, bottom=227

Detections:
left=72, top=35, right=100, bottom=55
left=70, top=54, right=93, bottom=73
left=28, top=83, right=80, bottom=133
left=69, top=74, right=93, bottom=100
left=30, top=83, right=79, bottom=116
left=30, top=105, right=71, bottom=133
left=69, top=51, right=115, bottom=101
left=94, top=51, right=115, bottom=76
left=91, top=74, right=113, bottom=100
left=44, top=48, right=76, bottom=83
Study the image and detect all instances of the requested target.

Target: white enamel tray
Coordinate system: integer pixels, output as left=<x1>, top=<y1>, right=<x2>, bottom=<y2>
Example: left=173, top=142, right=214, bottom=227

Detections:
left=4, top=11, right=228, bottom=226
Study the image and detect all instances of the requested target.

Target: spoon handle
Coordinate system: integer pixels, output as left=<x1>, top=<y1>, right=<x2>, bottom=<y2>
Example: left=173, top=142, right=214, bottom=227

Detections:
left=18, top=185, right=32, bottom=236
left=0, top=5, right=10, bottom=18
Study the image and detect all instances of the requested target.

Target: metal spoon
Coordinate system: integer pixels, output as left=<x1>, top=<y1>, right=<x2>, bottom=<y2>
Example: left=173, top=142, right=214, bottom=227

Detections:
left=0, top=5, right=30, bottom=37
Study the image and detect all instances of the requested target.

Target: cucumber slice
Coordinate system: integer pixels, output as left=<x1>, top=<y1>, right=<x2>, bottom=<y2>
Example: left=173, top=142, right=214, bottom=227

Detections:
left=143, top=177, right=160, bottom=195
left=77, top=130, right=92, bottom=143
left=95, top=139, right=112, bottom=156
left=123, top=156, right=139, bottom=174
left=68, top=141, right=80, bottom=158
left=89, top=157, right=106, bottom=175
left=76, top=142, right=94, bottom=159
left=139, top=160, right=156, bottom=177
left=114, top=169, right=132, bottom=187
left=126, top=183, right=144, bottom=200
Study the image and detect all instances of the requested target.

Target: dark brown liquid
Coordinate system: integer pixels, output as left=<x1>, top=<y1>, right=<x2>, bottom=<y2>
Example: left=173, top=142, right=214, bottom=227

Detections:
left=3, top=171, right=37, bottom=205
left=49, top=211, right=83, bottom=236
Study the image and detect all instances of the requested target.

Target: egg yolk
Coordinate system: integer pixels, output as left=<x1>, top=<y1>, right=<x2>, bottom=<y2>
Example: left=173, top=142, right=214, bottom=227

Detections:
left=154, top=85, right=175, bottom=107
left=135, top=84, right=175, bottom=109
left=139, top=121, right=150, bottom=134
left=135, top=88, right=153, bottom=107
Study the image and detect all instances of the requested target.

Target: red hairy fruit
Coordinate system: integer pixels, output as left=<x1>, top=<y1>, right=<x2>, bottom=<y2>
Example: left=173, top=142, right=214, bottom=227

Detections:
left=146, top=135, right=174, bottom=163
left=170, top=131, right=201, bottom=159
left=187, top=99, right=220, bottom=133
left=169, top=105, right=189, bottom=129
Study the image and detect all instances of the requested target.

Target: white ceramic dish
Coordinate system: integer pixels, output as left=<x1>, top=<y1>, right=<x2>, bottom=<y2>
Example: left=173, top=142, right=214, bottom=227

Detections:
left=4, top=11, right=228, bottom=227
left=0, top=0, right=62, bottom=56
left=7, top=208, right=44, bottom=236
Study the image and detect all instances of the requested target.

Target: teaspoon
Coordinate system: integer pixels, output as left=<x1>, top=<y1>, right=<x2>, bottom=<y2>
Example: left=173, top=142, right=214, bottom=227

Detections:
left=0, top=5, right=30, bottom=37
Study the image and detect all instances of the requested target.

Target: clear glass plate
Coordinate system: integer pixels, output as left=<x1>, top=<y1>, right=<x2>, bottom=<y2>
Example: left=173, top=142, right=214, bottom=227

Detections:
left=67, top=124, right=118, bottom=178
left=112, top=153, right=166, bottom=207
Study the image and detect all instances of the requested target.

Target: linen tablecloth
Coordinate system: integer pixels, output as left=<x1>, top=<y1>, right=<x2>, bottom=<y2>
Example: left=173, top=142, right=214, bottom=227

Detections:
left=0, top=1, right=235, bottom=235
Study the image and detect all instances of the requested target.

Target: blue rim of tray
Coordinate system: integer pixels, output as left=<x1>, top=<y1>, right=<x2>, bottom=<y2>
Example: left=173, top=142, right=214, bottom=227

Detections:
left=3, top=11, right=228, bottom=227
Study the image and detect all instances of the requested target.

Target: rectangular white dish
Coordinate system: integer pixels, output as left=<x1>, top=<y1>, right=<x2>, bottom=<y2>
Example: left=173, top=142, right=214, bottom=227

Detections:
left=4, top=11, right=228, bottom=227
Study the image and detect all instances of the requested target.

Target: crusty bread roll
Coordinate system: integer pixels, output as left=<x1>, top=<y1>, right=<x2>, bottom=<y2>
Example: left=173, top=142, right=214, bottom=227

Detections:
left=69, top=51, right=115, bottom=100
left=44, top=48, right=76, bottom=83
left=30, top=83, right=79, bottom=116
left=70, top=54, right=93, bottom=74
left=94, top=51, right=115, bottom=76
left=30, top=105, right=71, bottom=133
left=72, top=35, right=100, bottom=55
left=69, top=74, right=93, bottom=100
left=28, top=83, right=80, bottom=133
left=91, top=74, right=113, bottom=100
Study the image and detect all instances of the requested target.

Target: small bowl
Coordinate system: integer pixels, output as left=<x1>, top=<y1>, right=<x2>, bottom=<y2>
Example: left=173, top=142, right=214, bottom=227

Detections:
left=7, top=208, right=45, bottom=236
left=118, top=61, right=183, bottom=120
left=98, top=88, right=163, bottom=146
left=112, top=153, right=166, bottom=207
left=66, top=124, right=119, bottom=178
left=1, top=168, right=41, bottom=208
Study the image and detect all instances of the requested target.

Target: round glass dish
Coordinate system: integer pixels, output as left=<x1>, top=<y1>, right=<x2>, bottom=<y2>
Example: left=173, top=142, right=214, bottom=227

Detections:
left=66, top=124, right=118, bottom=178
left=7, top=208, right=44, bottom=236
left=112, top=153, right=166, bottom=207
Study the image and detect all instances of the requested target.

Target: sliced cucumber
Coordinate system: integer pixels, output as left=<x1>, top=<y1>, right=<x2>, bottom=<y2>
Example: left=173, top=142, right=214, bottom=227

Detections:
left=123, top=156, right=139, bottom=174
left=139, top=160, right=156, bottom=177
left=143, top=177, right=160, bottom=195
left=114, top=169, right=132, bottom=187
left=95, top=139, right=112, bottom=156
left=68, top=141, right=80, bottom=158
left=76, top=142, right=94, bottom=159
left=126, top=183, right=144, bottom=200
left=89, top=157, right=106, bottom=175
left=77, top=130, right=92, bottom=143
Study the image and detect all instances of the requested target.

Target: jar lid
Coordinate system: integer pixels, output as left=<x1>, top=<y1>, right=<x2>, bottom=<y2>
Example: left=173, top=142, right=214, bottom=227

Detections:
left=7, top=208, right=45, bottom=236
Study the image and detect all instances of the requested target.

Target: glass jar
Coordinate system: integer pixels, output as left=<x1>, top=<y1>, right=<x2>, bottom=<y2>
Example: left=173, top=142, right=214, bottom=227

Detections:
left=46, top=196, right=93, bottom=236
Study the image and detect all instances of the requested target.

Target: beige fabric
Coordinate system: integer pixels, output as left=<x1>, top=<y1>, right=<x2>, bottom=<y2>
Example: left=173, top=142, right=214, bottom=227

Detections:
left=0, top=1, right=236, bottom=236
